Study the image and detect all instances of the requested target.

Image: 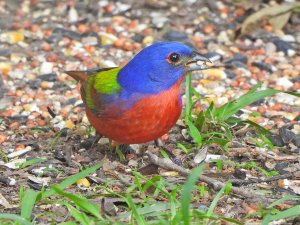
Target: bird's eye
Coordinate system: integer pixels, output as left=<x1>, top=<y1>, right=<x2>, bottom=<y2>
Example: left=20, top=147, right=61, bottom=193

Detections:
left=168, top=52, right=181, bottom=63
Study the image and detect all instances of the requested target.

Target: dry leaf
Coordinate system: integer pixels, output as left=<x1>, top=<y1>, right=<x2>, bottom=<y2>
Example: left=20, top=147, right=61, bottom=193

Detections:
left=269, top=11, right=291, bottom=31
left=0, top=193, right=12, bottom=209
left=76, top=178, right=91, bottom=187
left=241, top=3, right=300, bottom=35
left=194, top=146, right=208, bottom=164
left=288, top=180, right=300, bottom=195
left=160, top=170, right=179, bottom=176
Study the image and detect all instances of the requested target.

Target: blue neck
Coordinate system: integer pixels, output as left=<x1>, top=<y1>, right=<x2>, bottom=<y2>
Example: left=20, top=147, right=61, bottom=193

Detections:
left=118, top=61, right=184, bottom=94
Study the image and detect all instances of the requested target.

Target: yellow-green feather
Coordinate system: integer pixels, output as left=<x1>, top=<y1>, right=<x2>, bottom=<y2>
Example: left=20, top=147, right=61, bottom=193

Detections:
left=84, top=67, right=121, bottom=110
left=94, top=67, right=121, bottom=94
left=85, top=75, right=96, bottom=110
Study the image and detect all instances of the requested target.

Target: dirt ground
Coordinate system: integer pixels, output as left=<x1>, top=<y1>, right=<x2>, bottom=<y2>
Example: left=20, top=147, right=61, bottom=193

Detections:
left=0, top=0, right=299, bottom=224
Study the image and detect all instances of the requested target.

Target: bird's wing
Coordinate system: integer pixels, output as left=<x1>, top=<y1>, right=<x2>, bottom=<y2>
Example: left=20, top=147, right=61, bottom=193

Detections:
left=65, top=67, right=122, bottom=115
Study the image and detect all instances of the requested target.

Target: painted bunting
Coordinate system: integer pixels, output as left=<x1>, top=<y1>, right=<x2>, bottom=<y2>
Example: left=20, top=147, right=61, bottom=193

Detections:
left=66, top=42, right=210, bottom=145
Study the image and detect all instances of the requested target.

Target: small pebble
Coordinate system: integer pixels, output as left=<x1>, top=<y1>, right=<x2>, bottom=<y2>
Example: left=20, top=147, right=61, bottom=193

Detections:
left=143, top=36, right=154, bottom=45
left=40, top=62, right=53, bottom=74
left=265, top=42, right=276, bottom=55
left=68, top=6, right=78, bottom=23
left=251, top=61, right=275, bottom=73
left=268, top=135, right=285, bottom=147
left=82, top=36, right=98, bottom=46
left=224, top=70, right=237, bottom=79
left=7, top=146, right=32, bottom=159
left=0, top=62, right=11, bottom=75
left=0, top=31, right=24, bottom=44
left=163, top=30, right=188, bottom=41
left=226, top=53, right=248, bottom=65
left=279, top=126, right=296, bottom=144
left=39, top=73, right=57, bottom=82
left=272, top=38, right=292, bottom=55
left=276, top=77, right=293, bottom=90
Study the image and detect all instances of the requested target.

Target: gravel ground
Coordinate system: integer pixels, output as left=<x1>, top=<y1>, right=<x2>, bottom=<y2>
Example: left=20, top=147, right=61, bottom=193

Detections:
left=0, top=0, right=299, bottom=224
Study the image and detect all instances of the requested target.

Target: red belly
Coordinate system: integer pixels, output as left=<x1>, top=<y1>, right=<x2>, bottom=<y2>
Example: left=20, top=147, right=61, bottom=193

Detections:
left=86, top=82, right=182, bottom=144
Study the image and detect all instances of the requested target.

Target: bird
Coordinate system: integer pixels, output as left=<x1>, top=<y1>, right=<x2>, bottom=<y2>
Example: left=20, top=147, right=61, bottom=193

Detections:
left=65, top=42, right=210, bottom=147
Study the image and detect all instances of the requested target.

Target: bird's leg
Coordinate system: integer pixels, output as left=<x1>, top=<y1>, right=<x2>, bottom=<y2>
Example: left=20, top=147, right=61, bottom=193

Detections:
left=90, top=133, right=102, bottom=149
left=110, top=141, right=134, bottom=161
left=115, top=144, right=126, bottom=161
left=155, top=139, right=182, bottom=165
left=118, top=144, right=135, bottom=155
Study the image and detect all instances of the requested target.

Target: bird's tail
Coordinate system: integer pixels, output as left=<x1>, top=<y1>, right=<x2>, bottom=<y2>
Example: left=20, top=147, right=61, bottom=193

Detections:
left=65, top=71, right=88, bottom=82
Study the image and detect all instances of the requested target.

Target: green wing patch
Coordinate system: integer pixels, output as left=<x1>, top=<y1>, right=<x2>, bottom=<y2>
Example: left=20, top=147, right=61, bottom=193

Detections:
left=84, top=67, right=121, bottom=110
left=94, top=67, right=121, bottom=94
left=85, top=76, right=96, bottom=110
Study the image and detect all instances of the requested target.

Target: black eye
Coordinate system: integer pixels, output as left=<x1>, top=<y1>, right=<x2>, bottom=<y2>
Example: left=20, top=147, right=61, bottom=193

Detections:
left=168, top=52, right=181, bottom=63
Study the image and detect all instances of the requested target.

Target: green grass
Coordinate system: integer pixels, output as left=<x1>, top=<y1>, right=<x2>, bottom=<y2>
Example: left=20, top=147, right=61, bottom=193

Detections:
left=0, top=148, right=8, bottom=163
left=1, top=77, right=299, bottom=224
left=1, top=161, right=299, bottom=224
left=17, top=158, right=47, bottom=169
left=184, top=77, right=299, bottom=152
left=0, top=163, right=242, bottom=225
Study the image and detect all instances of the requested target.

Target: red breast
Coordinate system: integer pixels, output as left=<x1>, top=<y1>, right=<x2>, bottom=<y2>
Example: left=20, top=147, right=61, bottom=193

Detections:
left=86, top=78, right=183, bottom=144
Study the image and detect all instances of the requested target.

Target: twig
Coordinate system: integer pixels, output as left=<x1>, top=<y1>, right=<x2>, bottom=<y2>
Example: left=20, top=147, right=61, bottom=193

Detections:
left=253, top=148, right=300, bottom=161
left=146, top=152, right=276, bottom=203
left=234, top=125, right=254, bottom=136
left=230, top=173, right=294, bottom=185
left=229, top=147, right=300, bottom=162
left=87, top=175, right=126, bottom=187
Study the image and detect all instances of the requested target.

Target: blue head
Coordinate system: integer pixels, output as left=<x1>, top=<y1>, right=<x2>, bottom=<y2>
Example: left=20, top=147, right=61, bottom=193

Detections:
left=118, top=42, right=210, bottom=94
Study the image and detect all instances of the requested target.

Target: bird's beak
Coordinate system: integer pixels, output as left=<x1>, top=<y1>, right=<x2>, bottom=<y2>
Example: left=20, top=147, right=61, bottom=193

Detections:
left=184, top=51, right=212, bottom=71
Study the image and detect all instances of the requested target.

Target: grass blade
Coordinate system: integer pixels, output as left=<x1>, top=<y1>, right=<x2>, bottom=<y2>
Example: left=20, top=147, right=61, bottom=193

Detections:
left=62, top=202, right=91, bottom=225
left=262, top=205, right=300, bottom=225
left=126, top=194, right=146, bottom=225
left=0, top=213, right=33, bottom=225
left=40, top=163, right=101, bottom=199
left=267, top=195, right=300, bottom=208
left=186, top=119, right=202, bottom=145
left=53, top=186, right=102, bottom=219
left=220, top=216, right=244, bottom=225
left=242, top=120, right=272, bottom=135
left=20, top=189, right=39, bottom=221
left=207, top=181, right=231, bottom=217
left=58, top=222, right=78, bottom=225
left=215, top=87, right=280, bottom=121
left=132, top=172, right=171, bottom=197
left=18, top=158, right=47, bottom=168
left=185, top=73, right=192, bottom=121
left=284, top=91, right=300, bottom=97
left=180, top=163, right=205, bottom=225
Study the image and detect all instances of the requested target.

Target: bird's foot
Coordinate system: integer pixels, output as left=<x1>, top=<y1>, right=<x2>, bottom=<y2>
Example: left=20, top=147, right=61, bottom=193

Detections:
left=119, top=144, right=136, bottom=155
left=115, top=144, right=126, bottom=161
left=155, top=139, right=182, bottom=165
left=111, top=142, right=137, bottom=162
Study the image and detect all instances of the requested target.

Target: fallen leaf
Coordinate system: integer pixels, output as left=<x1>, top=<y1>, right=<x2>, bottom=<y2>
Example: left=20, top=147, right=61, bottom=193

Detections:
left=241, top=3, right=300, bottom=35
left=194, top=146, right=208, bottom=164
left=287, top=180, right=300, bottom=195
left=101, top=198, right=118, bottom=216
left=76, top=178, right=91, bottom=187
left=0, top=193, right=12, bottom=209
left=28, top=175, right=51, bottom=186
left=0, top=31, right=24, bottom=44
left=4, top=158, right=26, bottom=169
left=138, top=163, right=159, bottom=175
left=160, top=170, right=179, bottom=176
left=269, top=11, right=291, bottom=31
